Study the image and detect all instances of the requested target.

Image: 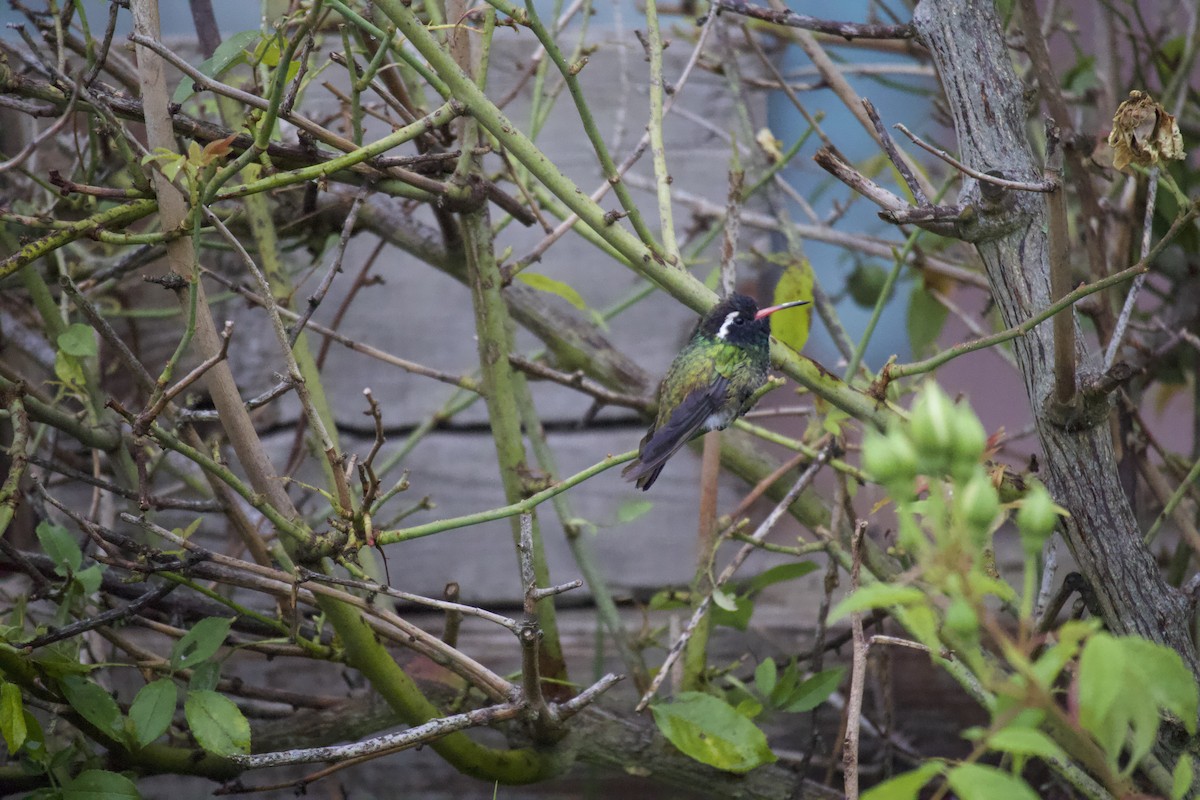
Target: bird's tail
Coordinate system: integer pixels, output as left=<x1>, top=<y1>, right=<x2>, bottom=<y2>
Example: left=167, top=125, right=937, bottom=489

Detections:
left=621, top=458, right=665, bottom=491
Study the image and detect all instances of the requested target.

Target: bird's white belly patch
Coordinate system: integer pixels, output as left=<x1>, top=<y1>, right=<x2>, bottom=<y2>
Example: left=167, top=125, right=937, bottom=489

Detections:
left=704, top=409, right=735, bottom=431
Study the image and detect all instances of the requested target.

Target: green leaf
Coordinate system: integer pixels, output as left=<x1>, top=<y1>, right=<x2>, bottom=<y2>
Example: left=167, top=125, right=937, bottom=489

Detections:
left=650, top=692, right=776, bottom=773
left=188, top=661, right=222, bottom=693
left=1077, top=633, right=1126, bottom=757
left=1073, top=630, right=1192, bottom=771
left=1, top=681, right=27, bottom=754
left=711, top=588, right=739, bottom=612
left=1172, top=754, right=1194, bottom=800
left=54, top=351, right=86, bottom=391
left=733, top=698, right=762, bottom=719
left=171, top=617, right=235, bottom=670
left=830, top=583, right=926, bottom=621
left=62, top=768, right=141, bottom=799
left=647, top=589, right=688, bottom=611
left=36, top=520, right=82, bottom=574
left=59, top=676, right=125, bottom=742
left=19, top=710, right=46, bottom=765
left=129, top=679, right=177, bottom=748
left=185, top=690, right=251, bottom=756
left=710, top=595, right=754, bottom=630
left=907, top=283, right=948, bottom=357
left=1031, top=619, right=1096, bottom=688
left=744, top=562, right=819, bottom=594
left=985, top=727, right=1067, bottom=763
left=754, top=658, right=777, bottom=697
left=945, top=762, right=1039, bottom=800
left=615, top=498, right=653, bottom=525
left=57, top=323, right=98, bottom=357
left=861, top=762, right=944, bottom=800
left=515, top=272, right=587, bottom=311
left=779, top=667, right=845, bottom=713
left=173, top=30, right=259, bottom=103
left=74, top=564, right=104, bottom=596
left=1121, top=637, right=1199, bottom=734
left=771, top=258, right=814, bottom=353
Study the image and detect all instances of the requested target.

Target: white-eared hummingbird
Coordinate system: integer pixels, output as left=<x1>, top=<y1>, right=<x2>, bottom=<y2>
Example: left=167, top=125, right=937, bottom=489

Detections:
left=623, top=293, right=810, bottom=490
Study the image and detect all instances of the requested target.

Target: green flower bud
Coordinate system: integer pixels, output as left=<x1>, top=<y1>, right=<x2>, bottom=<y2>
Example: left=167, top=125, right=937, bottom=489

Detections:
left=863, top=428, right=918, bottom=488
left=1016, top=482, right=1061, bottom=554
left=950, top=406, right=988, bottom=478
left=957, top=469, right=1000, bottom=542
left=910, top=382, right=956, bottom=471
left=943, top=596, right=980, bottom=643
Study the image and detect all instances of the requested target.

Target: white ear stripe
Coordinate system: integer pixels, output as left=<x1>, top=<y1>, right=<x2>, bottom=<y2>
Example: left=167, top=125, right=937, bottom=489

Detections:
left=716, top=310, right=740, bottom=340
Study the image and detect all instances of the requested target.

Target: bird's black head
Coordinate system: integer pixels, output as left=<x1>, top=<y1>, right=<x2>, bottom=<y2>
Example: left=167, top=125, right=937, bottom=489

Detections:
left=698, top=293, right=809, bottom=347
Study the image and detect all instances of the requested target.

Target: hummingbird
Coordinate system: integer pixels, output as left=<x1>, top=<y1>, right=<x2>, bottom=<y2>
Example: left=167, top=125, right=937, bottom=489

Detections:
left=623, top=293, right=810, bottom=490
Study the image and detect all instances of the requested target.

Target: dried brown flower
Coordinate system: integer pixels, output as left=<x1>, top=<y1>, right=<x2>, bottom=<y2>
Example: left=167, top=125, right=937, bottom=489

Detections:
left=1107, top=90, right=1185, bottom=171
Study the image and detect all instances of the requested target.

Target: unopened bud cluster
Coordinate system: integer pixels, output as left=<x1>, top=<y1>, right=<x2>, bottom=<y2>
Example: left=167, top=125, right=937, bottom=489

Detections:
left=863, top=382, right=1063, bottom=550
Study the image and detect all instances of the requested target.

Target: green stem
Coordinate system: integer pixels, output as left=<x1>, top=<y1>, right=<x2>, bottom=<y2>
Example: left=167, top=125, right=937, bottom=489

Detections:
left=513, top=373, right=650, bottom=689
left=886, top=201, right=1197, bottom=381
left=460, top=204, right=568, bottom=685
left=377, top=450, right=635, bottom=545
left=0, top=198, right=159, bottom=279
left=845, top=179, right=953, bottom=381
left=484, top=0, right=660, bottom=251
left=0, top=397, right=30, bottom=540
left=643, top=0, right=678, bottom=262
left=373, top=0, right=887, bottom=427
left=1145, top=453, right=1200, bottom=544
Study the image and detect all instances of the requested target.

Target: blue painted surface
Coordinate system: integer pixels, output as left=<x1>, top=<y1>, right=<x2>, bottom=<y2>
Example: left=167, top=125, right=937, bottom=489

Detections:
left=766, top=0, right=933, bottom=369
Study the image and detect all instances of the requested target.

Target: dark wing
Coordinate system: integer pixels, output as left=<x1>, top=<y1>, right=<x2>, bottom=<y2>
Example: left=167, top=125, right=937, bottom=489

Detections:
left=622, top=375, right=730, bottom=491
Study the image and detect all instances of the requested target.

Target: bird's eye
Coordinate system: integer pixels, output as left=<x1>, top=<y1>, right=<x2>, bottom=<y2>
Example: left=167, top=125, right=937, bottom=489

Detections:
left=734, top=315, right=745, bottom=325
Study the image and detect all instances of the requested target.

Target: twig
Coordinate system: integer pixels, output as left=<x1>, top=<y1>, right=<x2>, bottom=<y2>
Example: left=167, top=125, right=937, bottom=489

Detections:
left=441, top=582, right=463, bottom=646
left=884, top=201, right=1200, bottom=379
left=636, top=442, right=833, bottom=711
left=20, top=583, right=179, bottom=649
left=508, top=355, right=651, bottom=410
left=862, top=99, right=926, bottom=205
left=683, top=430, right=724, bottom=689
left=517, top=513, right=559, bottom=737
left=176, top=377, right=298, bottom=422
left=230, top=701, right=527, bottom=767
left=813, top=146, right=908, bottom=213
left=135, top=321, right=235, bottom=434
left=787, top=23, right=935, bottom=200
left=645, top=0, right=679, bottom=263
left=0, top=79, right=79, bottom=173
left=712, top=0, right=915, bottom=40
left=124, top=513, right=513, bottom=698
left=742, top=25, right=832, bottom=151
left=358, top=389, right=387, bottom=495
left=843, top=520, right=868, bottom=800
left=720, top=162, right=744, bottom=297
left=893, top=124, right=1058, bottom=193
left=378, top=450, right=635, bottom=545
left=1044, top=126, right=1076, bottom=405
left=58, top=274, right=156, bottom=393
left=294, top=567, right=519, bottom=632
left=289, top=185, right=370, bottom=347
left=506, top=11, right=717, bottom=272
left=1034, top=536, right=1059, bottom=621
left=1103, top=168, right=1159, bottom=371
left=201, top=266, right=483, bottom=394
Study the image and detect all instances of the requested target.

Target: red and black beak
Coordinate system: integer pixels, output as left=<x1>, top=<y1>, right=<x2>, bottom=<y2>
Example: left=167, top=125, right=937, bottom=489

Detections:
left=754, top=299, right=810, bottom=320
